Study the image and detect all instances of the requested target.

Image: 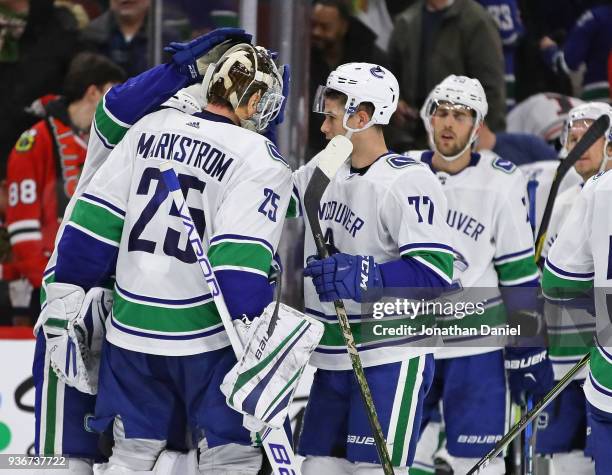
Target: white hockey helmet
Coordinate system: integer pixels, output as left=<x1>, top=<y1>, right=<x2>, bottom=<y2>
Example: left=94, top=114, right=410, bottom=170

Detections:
left=312, top=62, right=399, bottom=133
left=561, top=102, right=612, bottom=169
left=202, top=43, right=284, bottom=132
left=421, top=75, right=488, bottom=161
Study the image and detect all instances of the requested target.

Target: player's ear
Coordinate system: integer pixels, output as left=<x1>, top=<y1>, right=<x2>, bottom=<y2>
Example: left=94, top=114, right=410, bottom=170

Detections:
left=246, top=90, right=262, bottom=117
left=356, top=109, right=370, bottom=129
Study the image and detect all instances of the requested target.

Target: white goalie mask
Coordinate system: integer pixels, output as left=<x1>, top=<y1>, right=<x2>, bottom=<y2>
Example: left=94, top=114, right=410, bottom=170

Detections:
left=202, top=43, right=284, bottom=132
left=312, top=62, right=399, bottom=134
left=561, top=102, right=612, bottom=171
left=421, top=75, right=488, bottom=162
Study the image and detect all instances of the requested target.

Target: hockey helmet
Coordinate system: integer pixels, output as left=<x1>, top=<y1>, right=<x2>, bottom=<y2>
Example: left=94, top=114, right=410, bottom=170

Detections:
left=561, top=102, right=612, bottom=155
left=203, top=43, right=284, bottom=132
left=421, top=75, right=488, bottom=162
left=312, top=62, right=399, bottom=133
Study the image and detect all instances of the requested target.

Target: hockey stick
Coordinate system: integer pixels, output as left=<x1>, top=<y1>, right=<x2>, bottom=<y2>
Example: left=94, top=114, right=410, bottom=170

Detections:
left=534, top=114, right=610, bottom=260
left=158, top=161, right=301, bottom=475
left=467, top=353, right=590, bottom=475
left=469, top=115, right=610, bottom=475
left=303, top=136, right=395, bottom=475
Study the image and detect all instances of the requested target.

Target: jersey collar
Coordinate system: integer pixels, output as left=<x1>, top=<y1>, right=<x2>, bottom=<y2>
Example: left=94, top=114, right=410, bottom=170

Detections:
left=194, top=110, right=236, bottom=125
left=420, top=150, right=481, bottom=175
left=349, top=151, right=396, bottom=176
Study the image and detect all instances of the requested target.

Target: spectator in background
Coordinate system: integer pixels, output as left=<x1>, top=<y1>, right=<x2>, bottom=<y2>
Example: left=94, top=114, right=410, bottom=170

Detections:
left=388, top=0, right=506, bottom=150
left=540, top=4, right=612, bottom=101
left=3, top=52, right=125, bottom=325
left=308, top=0, right=387, bottom=157
left=0, top=0, right=79, bottom=175
left=476, top=0, right=524, bottom=109
left=80, top=0, right=180, bottom=76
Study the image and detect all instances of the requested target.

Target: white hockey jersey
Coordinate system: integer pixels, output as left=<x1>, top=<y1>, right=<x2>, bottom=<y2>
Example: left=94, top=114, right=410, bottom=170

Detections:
left=507, top=93, right=583, bottom=142
left=541, top=183, right=593, bottom=380
left=408, top=150, right=540, bottom=358
left=543, top=170, right=612, bottom=411
left=518, top=160, right=582, bottom=235
left=290, top=153, right=454, bottom=370
left=56, top=109, right=292, bottom=356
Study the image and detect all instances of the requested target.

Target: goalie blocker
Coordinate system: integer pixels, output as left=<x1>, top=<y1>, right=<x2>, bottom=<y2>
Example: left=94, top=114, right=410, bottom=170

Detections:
left=221, top=302, right=324, bottom=431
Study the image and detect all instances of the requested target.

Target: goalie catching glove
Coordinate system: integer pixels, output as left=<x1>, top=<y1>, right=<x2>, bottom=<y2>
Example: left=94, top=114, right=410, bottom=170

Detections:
left=221, top=302, right=323, bottom=431
left=40, top=283, right=112, bottom=395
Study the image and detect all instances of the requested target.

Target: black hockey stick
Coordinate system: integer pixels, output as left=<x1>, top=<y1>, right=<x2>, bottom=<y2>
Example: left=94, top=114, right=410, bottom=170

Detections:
left=534, top=114, right=610, bottom=261
left=303, top=136, right=395, bottom=475
left=467, top=353, right=590, bottom=474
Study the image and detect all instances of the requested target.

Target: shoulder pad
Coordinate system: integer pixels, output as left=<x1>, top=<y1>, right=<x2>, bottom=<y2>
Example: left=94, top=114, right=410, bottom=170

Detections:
left=266, top=141, right=290, bottom=169
left=491, top=157, right=516, bottom=174
left=386, top=154, right=421, bottom=169
left=14, top=129, right=38, bottom=153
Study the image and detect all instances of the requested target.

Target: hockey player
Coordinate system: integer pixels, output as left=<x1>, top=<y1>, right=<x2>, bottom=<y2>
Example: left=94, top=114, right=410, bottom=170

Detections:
left=291, top=63, right=454, bottom=474
left=409, top=75, right=553, bottom=475
left=33, top=28, right=251, bottom=474
left=44, top=42, right=290, bottom=474
left=507, top=92, right=584, bottom=147
left=542, top=170, right=612, bottom=475
left=536, top=102, right=612, bottom=474
left=3, top=53, right=125, bottom=323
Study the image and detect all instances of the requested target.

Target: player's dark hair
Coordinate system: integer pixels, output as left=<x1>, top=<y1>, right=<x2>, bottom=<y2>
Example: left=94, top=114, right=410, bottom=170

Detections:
left=323, top=88, right=380, bottom=129
left=63, top=53, right=126, bottom=104
left=313, top=0, right=353, bottom=20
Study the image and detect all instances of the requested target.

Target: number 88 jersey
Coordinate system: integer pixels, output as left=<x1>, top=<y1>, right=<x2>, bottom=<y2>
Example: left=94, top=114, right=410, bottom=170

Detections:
left=54, top=108, right=292, bottom=356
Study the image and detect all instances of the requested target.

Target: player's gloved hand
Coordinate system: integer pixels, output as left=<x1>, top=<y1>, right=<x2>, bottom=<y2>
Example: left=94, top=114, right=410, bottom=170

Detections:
left=505, top=347, right=554, bottom=404
left=304, top=253, right=383, bottom=302
left=262, top=64, right=290, bottom=144
left=164, top=27, right=252, bottom=81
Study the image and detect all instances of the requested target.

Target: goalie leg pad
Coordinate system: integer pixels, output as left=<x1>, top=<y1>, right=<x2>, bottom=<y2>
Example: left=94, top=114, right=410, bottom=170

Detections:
left=551, top=451, right=595, bottom=475
left=301, top=456, right=353, bottom=475
left=198, top=441, right=262, bottom=475
left=221, top=302, right=324, bottom=430
left=108, top=418, right=166, bottom=471
left=33, top=332, right=101, bottom=460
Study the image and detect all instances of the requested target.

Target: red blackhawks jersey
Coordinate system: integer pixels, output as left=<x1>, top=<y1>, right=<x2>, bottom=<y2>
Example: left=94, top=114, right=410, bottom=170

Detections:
left=5, top=99, right=87, bottom=287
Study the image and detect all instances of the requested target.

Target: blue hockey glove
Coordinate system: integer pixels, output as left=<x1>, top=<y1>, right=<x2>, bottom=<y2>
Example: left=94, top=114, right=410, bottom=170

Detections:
left=164, top=27, right=252, bottom=81
left=262, top=64, right=290, bottom=144
left=304, top=253, right=383, bottom=302
left=505, top=347, right=554, bottom=404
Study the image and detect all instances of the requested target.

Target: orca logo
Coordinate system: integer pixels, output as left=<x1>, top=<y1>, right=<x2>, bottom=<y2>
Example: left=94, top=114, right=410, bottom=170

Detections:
left=370, top=66, right=385, bottom=78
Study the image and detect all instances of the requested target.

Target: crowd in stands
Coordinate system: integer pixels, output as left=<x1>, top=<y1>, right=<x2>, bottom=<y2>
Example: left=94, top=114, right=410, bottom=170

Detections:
left=0, top=0, right=610, bottom=324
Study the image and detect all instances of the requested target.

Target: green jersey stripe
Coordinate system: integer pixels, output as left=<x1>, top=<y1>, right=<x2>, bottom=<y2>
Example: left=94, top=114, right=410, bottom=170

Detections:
left=495, top=255, right=539, bottom=285
left=208, top=241, right=272, bottom=275
left=437, top=303, right=505, bottom=330
left=317, top=314, right=435, bottom=347
left=286, top=196, right=299, bottom=218
left=94, top=99, right=130, bottom=146
left=403, top=250, right=454, bottom=281
left=542, top=267, right=593, bottom=299
left=71, top=198, right=124, bottom=244
left=590, top=347, right=612, bottom=390
left=391, top=356, right=420, bottom=466
left=43, top=364, right=58, bottom=455
left=113, top=291, right=221, bottom=333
